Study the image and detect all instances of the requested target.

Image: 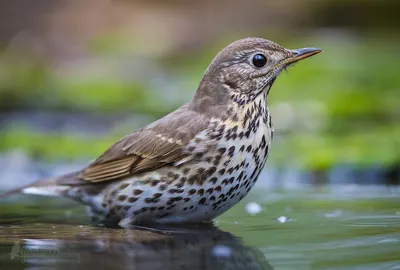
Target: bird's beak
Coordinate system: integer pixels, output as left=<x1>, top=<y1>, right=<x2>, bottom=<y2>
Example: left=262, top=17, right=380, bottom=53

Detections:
left=276, top=47, right=322, bottom=68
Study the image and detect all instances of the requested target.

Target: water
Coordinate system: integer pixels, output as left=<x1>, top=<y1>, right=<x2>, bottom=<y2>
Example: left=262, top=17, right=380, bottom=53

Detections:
left=1, top=185, right=399, bottom=270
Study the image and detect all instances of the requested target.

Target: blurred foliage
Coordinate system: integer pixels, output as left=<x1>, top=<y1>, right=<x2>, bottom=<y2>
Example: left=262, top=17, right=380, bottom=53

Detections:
left=0, top=33, right=399, bottom=169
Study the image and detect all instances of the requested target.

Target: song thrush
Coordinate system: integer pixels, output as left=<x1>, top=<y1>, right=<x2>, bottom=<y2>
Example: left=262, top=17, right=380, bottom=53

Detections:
left=2, top=38, right=321, bottom=226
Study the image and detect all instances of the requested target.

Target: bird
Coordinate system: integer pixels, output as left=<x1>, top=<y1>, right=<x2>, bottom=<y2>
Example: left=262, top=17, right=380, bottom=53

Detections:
left=0, top=38, right=321, bottom=226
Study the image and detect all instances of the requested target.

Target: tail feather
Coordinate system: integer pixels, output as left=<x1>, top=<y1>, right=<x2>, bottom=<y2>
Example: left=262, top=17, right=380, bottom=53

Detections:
left=0, top=171, right=81, bottom=199
left=22, top=185, right=70, bottom=197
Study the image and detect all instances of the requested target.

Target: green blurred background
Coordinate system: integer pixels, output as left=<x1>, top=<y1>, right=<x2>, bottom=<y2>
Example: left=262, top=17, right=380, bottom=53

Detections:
left=0, top=0, right=399, bottom=179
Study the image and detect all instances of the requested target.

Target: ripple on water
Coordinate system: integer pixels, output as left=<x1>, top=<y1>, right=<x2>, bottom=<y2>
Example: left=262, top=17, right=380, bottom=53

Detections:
left=341, top=215, right=400, bottom=227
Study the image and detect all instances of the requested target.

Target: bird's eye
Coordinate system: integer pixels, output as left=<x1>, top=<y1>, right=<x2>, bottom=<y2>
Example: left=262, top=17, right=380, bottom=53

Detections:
left=252, top=54, right=267, bottom=68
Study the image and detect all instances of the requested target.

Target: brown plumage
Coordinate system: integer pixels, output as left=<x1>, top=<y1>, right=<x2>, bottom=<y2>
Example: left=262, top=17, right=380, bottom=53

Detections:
left=1, top=38, right=321, bottom=226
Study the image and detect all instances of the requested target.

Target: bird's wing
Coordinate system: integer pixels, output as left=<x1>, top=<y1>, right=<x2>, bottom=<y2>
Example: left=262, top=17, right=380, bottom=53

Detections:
left=76, top=104, right=211, bottom=183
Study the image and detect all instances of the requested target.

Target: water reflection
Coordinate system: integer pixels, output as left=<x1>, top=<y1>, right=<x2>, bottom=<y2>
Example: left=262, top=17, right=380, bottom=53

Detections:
left=0, top=224, right=272, bottom=270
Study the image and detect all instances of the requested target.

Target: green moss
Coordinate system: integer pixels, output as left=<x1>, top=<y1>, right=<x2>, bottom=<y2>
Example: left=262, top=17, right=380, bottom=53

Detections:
left=0, top=126, right=120, bottom=161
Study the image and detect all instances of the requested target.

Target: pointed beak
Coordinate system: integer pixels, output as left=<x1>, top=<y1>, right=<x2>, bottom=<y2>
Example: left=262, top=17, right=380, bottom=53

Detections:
left=285, top=47, right=322, bottom=64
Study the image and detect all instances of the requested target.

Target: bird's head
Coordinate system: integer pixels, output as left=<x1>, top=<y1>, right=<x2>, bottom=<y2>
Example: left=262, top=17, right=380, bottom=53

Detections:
left=193, top=37, right=321, bottom=110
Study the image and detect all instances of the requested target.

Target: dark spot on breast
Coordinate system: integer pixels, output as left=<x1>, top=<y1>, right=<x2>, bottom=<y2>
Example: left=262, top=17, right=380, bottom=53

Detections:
left=228, top=146, right=235, bottom=156
left=197, top=189, right=205, bottom=196
left=199, top=198, right=207, bottom=205
left=219, top=169, right=225, bottom=175
left=237, top=172, right=244, bottom=181
left=210, top=177, right=218, bottom=184
left=187, top=175, right=197, bottom=185
left=215, top=186, right=222, bottom=192
left=159, top=184, right=167, bottom=191
left=183, top=168, right=191, bottom=175
left=128, top=197, right=138, bottom=203
left=117, top=195, right=127, bottom=201
left=175, top=182, right=184, bottom=188
left=195, top=152, right=204, bottom=159
left=232, top=114, right=239, bottom=122
left=213, top=155, right=222, bottom=166
left=183, top=197, right=191, bottom=202
left=250, top=168, right=258, bottom=179
left=227, top=168, right=234, bottom=174
left=151, top=180, right=160, bottom=187
left=153, top=193, right=162, bottom=199
left=119, top=183, right=129, bottom=189
left=188, top=189, right=196, bottom=195
left=208, top=167, right=217, bottom=175
left=133, top=189, right=143, bottom=196
left=239, top=145, right=245, bottom=152
left=246, top=145, right=252, bottom=152
left=261, top=135, right=266, bottom=148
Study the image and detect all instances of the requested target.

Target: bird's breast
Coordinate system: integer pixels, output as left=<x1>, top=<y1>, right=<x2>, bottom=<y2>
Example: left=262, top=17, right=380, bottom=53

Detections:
left=191, top=95, right=272, bottom=215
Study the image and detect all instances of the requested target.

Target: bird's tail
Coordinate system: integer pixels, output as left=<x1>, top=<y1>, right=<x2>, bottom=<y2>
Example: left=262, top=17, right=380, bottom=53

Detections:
left=0, top=172, right=80, bottom=199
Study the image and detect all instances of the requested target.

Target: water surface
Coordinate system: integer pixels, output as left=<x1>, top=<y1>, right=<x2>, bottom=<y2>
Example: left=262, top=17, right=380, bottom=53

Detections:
left=1, top=184, right=399, bottom=270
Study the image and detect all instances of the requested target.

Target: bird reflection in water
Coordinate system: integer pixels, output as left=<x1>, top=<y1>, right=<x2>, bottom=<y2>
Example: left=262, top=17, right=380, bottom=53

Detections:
left=3, top=223, right=273, bottom=270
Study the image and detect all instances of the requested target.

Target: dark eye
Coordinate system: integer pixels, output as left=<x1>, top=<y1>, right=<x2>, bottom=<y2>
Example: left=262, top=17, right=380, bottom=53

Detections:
left=252, top=54, right=267, bottom=68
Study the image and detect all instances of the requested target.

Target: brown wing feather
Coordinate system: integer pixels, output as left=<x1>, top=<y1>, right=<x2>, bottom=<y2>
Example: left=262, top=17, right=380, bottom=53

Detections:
left=78, top=104, right=211, bottom=183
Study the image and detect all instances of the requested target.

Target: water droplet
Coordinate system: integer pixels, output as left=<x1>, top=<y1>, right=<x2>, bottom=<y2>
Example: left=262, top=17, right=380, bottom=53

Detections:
left=245, top=202, right=262, bottom=215
left=275, top=216, right=293, bottom=223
